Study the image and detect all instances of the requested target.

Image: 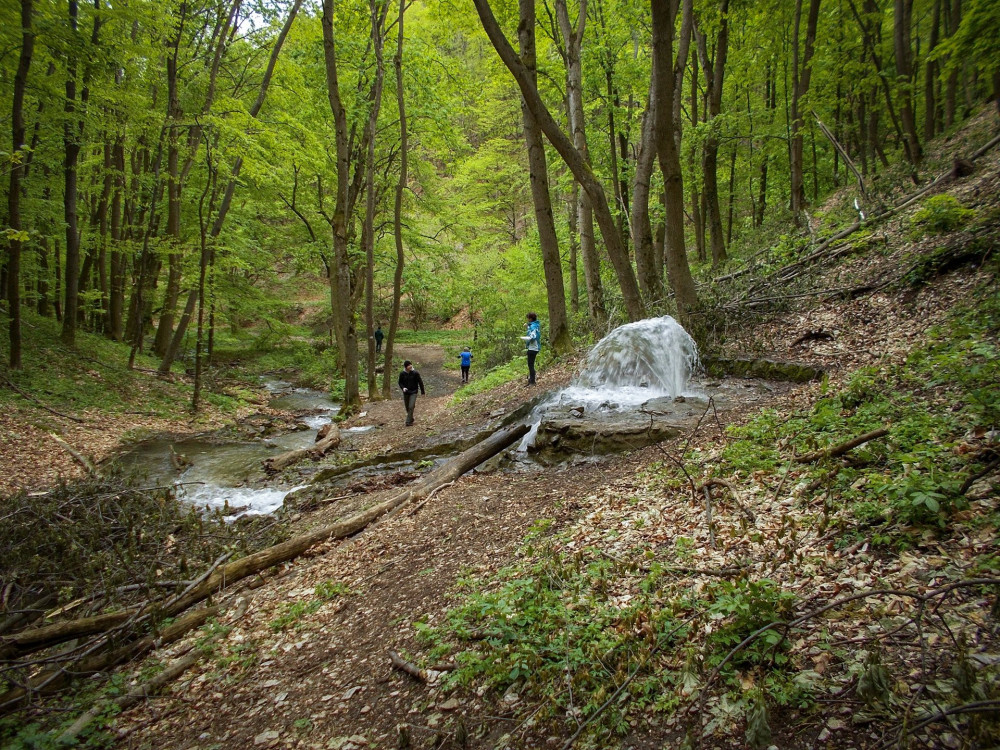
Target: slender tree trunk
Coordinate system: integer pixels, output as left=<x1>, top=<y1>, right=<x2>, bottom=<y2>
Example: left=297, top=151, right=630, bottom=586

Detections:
left=323, top=0, right=361, bottom=409
left=943, top=0, right=960, bottom=127
left=61, top=0, right=83, bottom=345
left=631, top=99, right=663, bottom=303
left=696, top=0, right=730, bottom=266
left=726, top=144, right=737, bottom=245
left=894, top=0, right=922, bottom=164
left=363, top=0, right=387, bottom=399
left=556, top=0, right=607, bottom=329
left=474, top=0, right=643, bottom=321
left=652, top=0, right=699, bottom=320
left=790, top=0, right=822, bottom=222
left=689, top=50, right=706, bottom=262
left=383, top=0, right=407, bottom=399
left=924, top=0, right=940, bottom=140
left=108, top=135, right=125, bottom=339
left=154, top=22, right=185, bottom=358
left=520, top=0, right=572, bottom=353
left=7, top=0, right=34, bottom=369
left=567, top=184, right=580, bottom=315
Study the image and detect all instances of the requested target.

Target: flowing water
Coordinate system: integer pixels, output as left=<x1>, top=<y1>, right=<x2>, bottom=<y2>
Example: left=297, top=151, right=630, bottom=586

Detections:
left=116, top=379, right=340, bottom=518
left=518, top=316, right=701, bottom=450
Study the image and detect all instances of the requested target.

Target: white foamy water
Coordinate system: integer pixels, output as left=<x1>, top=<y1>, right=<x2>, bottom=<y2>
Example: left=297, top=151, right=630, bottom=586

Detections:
left=180, top=483, right=308, bottom=519
left=518, top=316, right=700, bottom=450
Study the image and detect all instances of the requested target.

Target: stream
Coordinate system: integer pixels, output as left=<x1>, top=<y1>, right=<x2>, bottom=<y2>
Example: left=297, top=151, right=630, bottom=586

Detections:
left=115, top=379, right=346, bottom=518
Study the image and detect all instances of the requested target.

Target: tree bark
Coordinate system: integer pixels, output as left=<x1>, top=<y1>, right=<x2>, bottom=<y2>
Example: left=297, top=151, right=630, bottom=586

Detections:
left=894, top=0, right=922, bottom=163
left=555, top=0, right=607, bottom=330
left=630, top=99, right=663, bottom=303
left=520, top=0, right=572, bottom=354
left=473, top=0, right=644, bottom=322
left=695, top=0, right=730, bottom=266
left=383, top=0, right=407, bottom=399
left=790, top=0, right=822, bottom=221
left=924, top=0, right=941, bottom=140
left=651, top=0, right=700, bottom=320
left=363, top=0, right=387, bottom=400
left=7, top=0, right=34, bottom=369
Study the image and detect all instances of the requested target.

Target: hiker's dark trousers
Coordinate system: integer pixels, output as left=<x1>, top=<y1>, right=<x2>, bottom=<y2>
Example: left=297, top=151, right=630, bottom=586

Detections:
left=403, top=392, right=418, bottom=425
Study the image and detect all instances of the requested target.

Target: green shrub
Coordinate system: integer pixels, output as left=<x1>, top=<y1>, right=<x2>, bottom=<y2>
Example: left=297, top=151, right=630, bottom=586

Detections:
left=911, top=195, right=975, bottom=235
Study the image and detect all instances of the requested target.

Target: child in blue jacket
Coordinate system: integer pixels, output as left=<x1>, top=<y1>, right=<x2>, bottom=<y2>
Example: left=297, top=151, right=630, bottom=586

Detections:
left=459, top=347, right=473, bottom=383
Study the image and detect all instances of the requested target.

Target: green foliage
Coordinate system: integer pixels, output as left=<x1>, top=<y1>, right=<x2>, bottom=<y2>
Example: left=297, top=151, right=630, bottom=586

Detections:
left=911, top=195, right=975, bottom=236
left=268, top=599, right=323, bottom=633
left=703, top=580, right=796, bottom=669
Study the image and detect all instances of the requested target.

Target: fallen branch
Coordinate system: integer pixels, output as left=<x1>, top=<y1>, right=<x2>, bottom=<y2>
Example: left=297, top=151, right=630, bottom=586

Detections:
left=794, top=427, right=889, bottom=463
left=1, top=376, right=86, bottom=423
left=2, top=423, right=530, bottom=677
left=48, top=432, right=96, bottom=475
left=55, top=597, right=250, bottom=744
left=699, top=478, right=756, bottom=523
left=0, top=605, right=219, bottom=710
left=263, top=423, right=341, bottom=473
left=388, top=650, right=443, bottom=683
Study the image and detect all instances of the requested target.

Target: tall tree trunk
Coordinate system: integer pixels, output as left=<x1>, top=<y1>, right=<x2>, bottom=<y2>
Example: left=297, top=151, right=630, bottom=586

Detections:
left=943, top=0, right=960, bottom=127
left=651, top=0, right=699, bottom=320
left=382, top=0, right=407, bottom=399
left=893, top=0, right=922, bottom=164
left=696, top=0, right=730, bottom=266
left=7, top=0, right=34, bottom=369
left=790, top=0, right=822, bottom=222
left=631, top=99, right=663, bottom=303
left=567, top=184, right=580, bottom=315
left=61, top=0, right=83, bottom=346
left=364, top=0, right=387, bottom=399
left=153, top=13, right=185, bottom=358
left=556, top=0, right=607, bottom=329
left=323, top=0, right=362, bottom=409
left=520, top=0, right=572, bottom=353
left=892, top=0, right=923, bottom=166
left=108, top=135, right=125, bottom=339
left=473, top=0, right=643, bottom=322
left=689, top=52, right=706, bottom=262
left=924, top=0, right=940, bottom=140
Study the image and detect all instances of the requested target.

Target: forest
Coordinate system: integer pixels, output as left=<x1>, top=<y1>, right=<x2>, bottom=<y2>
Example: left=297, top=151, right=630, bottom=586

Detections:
left=2, top=0, right=1000, bottom=747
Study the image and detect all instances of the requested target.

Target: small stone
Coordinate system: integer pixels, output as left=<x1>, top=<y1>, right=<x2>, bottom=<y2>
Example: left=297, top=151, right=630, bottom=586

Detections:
left=817, top=729, right=832, bottom=742
left=360, top=705, right=371, bottom=714
left=439, top=698, right=460, bottom=711
left=275, top=691, right=288, bottom=703
left=254, top=730, right=280, bottom=745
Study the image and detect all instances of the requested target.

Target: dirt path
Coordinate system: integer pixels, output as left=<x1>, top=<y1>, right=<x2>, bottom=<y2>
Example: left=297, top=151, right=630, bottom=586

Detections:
left=118, top=342, right=581, bottom=749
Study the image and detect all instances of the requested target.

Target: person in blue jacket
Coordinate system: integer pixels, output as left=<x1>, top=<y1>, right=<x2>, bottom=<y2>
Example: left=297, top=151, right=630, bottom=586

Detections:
left=459, top=347, right=473, bottom=383
left=522, top=312, right=541, bottom=385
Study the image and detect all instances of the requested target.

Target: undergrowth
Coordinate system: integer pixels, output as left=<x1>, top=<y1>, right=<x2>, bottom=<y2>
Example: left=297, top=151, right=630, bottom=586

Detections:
left=417, top=269, right=1000, bottom=746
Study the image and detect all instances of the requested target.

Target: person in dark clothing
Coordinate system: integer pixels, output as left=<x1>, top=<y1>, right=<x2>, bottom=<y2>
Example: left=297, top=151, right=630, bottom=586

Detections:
left=374, top=326, right=384, bottom=353
left=397, top=360, right=425, bottom=426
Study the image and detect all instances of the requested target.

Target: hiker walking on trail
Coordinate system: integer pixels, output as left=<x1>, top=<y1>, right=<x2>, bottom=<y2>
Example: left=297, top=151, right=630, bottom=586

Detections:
left=522, top=312, right=541, bottom=385
left=374, top=326, right=384, bottom=353
left=459, top=347, right=473, bottom=383
left=398, top=360, right=425, bottom=426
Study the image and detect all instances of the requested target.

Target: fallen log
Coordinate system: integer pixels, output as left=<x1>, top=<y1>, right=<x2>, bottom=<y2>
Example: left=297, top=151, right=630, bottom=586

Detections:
left=795, top=427, right=889, bottom=464
left=0, top=609, right=137, bottom=660
left=263, top=423, right=341, bottom=473
left=0, top=605, right=219, bottom=711
left=55, top=597, right=250, bottom=744
left=1, top=423, right=529, bottom=679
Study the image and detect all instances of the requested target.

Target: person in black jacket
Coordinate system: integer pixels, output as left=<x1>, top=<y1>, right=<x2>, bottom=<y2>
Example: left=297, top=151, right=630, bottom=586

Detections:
left=397, top=360, right=426, bottom=426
